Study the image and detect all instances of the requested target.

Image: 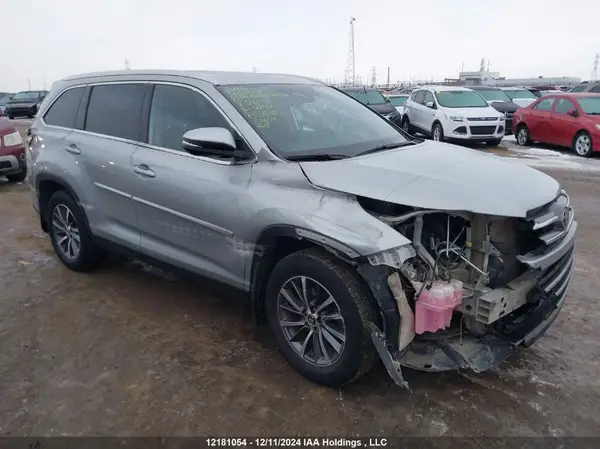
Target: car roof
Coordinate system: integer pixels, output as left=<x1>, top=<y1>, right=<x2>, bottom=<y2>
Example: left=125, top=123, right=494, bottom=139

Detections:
left=546, top=92, right=600, bottom=97
left=469, top=86, right=501, bottom=90
left=420, top=85, right=472, bottom=92
left=60, top=69, right=322, bottom=86
left=386, top=93, right=409, bottom=97
left=339, top=86, right=379, bottom=91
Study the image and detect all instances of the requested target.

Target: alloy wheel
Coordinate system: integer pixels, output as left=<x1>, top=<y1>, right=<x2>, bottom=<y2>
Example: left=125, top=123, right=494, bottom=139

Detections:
left=51, top=204, right=81, bottom=260
left=277, top=276, right=346, bottom=367
left=575, top=134, right=591, bottom=156
left=517, top=128, right=528, bottom=145
left=433, top=126, right=442, bottom=141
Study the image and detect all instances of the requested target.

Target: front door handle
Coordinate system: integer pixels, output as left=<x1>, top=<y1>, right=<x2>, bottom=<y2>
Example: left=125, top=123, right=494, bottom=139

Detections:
left=64, top=143, right=80, bottom=155
left=133, top=164, right=156, bottom=178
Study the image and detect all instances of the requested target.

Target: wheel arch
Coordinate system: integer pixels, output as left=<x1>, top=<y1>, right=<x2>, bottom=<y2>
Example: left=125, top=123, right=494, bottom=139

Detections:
left=249, top=224, right=364, bottom=325
left=36, top=173, right=85, bottom=233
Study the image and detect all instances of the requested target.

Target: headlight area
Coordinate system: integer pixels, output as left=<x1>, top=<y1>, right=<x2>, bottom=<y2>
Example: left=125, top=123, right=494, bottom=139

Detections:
left=2, top=131, right=24, bottom=147
left=355, top=196, right=575, bottom=388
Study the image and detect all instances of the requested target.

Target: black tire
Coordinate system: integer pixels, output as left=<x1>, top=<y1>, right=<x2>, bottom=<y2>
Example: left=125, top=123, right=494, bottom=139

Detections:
left=488, top=138, right=503, bottom=147
left=265, top=247, right=377, bottom=387
left=8, top=114, right=14, bottom=120
left=46, top=190, right=102, bottom=272
left=432, top=122, right=444, bottom=142
left=6, top=166, right=27, bottom=183
left=516, top=125, right=531, bottom=146
left=401, top=116, right=412, bottom=134
left=572, top=131, right=593, bottom=157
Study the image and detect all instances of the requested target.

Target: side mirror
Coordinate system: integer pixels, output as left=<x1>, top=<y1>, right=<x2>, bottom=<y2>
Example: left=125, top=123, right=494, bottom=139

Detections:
left=568, top=109, right=579, bottom=117
left=182, top=127, right=247, bottom=158
left=425, top=101, right=435, bottom=109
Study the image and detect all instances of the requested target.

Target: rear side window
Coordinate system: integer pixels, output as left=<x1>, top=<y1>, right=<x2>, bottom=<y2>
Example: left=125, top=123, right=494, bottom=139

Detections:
left=43, top=87, right=85, bottom=129
left=84, top=84, right=146, bottom=141
left=590, top=85, right=600, bottom=93
left=148, top=84, right=230, bottom=151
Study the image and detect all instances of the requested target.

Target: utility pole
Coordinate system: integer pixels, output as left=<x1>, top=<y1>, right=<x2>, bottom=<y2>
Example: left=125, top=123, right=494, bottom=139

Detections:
left=344, top=17, right=356, bottom=85
left=387, top=67, right=390, bottom=87
left=124, top=59, right=130, bottom=70
left=592, top=54, right=599, bottom=81
left=28, top=78, right=31, bottom=90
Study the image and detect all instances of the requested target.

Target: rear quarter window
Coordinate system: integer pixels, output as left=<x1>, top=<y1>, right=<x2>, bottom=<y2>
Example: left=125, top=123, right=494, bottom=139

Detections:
left=43, top=87, right=85, bottom=129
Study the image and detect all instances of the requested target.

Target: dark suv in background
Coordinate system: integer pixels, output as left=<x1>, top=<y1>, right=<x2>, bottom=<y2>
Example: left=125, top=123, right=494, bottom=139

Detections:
left=5, top=90, right=48, bottom=119
left=468, top=86, right=520, bottom=135
left=339, top=86, right=402, bottom=126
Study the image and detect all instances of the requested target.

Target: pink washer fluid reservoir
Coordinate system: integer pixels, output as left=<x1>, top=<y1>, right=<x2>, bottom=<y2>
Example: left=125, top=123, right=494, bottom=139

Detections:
left=414, top=281, right=454, bottom=334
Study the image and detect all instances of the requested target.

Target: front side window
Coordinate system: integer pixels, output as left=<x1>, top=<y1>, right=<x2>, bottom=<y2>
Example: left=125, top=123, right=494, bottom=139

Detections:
left=577, top=97, right=600, bottom=115
left=388, top=96, right=408, bottom=107
left=148, top=84, right=230, bottom=151
left=423, top=91, right=435, bottom=105
left=534, top=98, right=555, bottom=111
left=553, top=98, right=576, bottom=114
left=475, top=89, right=511, bottom=102
left=84, top=84, right=146, bottom=141
left=434, top=90, right=488, bottom=108
left=413, top=90, right=426, bottom=104
left=590, top=86, right=600, bottom=93
left=218, top=83, right=408, bottom=159
left=43, top=87, right=85, bottom=128
left=504, top=89, right=537, bottom=100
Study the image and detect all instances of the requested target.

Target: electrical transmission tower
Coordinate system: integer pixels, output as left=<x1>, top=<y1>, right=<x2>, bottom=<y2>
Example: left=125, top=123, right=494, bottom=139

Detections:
left=479, top=58, right=485, bottom=72
left=344, top=17, right=356, bottom=85
left=370, top=66, right=377, bottom=86
left=592, top=53, right=599, bottom=81
left=124, top=59, right=130, bottom=70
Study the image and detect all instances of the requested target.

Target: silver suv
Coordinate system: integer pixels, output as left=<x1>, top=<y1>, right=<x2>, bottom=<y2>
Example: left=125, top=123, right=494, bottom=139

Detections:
left=28, top=70, right=577, bottom=388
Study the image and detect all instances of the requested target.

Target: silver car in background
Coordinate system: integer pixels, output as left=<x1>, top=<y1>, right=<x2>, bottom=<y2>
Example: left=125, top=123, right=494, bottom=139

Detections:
left=28, top=70, right=576, bottom=388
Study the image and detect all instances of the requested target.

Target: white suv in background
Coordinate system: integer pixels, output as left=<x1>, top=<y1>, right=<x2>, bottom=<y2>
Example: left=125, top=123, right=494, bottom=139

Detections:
left=401, top=86, right=506, bottom=146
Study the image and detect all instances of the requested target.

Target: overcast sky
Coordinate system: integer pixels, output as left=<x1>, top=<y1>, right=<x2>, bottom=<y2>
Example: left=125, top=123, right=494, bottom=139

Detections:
left=3, top=0, right=599, bottom=91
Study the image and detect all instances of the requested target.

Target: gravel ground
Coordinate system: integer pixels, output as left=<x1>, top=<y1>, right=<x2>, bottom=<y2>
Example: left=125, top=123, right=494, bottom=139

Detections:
left=1, top=121, right=599, bottom=437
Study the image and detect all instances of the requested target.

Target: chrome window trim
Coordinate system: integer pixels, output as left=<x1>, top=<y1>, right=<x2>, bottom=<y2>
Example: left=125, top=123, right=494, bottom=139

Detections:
left=39, top=79, right=258, bottom=166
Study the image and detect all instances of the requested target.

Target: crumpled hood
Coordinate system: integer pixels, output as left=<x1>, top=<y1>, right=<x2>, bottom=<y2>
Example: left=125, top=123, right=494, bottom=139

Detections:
left=299, top=141, right=560, bottom=218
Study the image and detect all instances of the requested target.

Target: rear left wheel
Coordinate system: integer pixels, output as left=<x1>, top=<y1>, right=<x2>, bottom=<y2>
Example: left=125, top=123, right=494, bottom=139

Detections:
left=265, top=248, right=377, bottom=387
left=46, top=190, right=102, bottom=272
left=432, top=123, right=444, bottom=142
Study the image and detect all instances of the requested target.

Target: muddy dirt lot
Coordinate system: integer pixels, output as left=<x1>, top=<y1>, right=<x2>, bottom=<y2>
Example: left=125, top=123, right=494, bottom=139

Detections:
left=1, top=122, right=599, bottom=437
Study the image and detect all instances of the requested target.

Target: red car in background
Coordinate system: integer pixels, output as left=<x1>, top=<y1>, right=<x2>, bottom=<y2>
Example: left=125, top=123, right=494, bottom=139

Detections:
left=0, top=118, right=27, bottom=182
left=512, top=93, right=600, bottom=157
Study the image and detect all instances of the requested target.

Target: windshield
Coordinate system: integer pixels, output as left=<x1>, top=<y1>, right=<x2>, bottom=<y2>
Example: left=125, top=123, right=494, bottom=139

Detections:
left=569, top=86, right=587, bottom=93
left=0, top=96, right=10, bottom=106
left=345, top=89, right=388, bottom=105
left=435, top=90, right=488, bottom=108
left=218, top=84, right=408, bottom=159
left=504, top=89, right=537, bottom=100
left=475, top=89, right=511, bottom=102
left=11, top=91, right=40, bottom=101
left=388, top=95, right=408, bottom=107
left=578, top=97, right=600, bottom=114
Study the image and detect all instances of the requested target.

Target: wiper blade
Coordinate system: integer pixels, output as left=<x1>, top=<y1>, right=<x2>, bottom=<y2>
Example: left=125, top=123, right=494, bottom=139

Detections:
left=287, top=153, right=349, bottom=161
left=356, top=141, right=416, bottom=157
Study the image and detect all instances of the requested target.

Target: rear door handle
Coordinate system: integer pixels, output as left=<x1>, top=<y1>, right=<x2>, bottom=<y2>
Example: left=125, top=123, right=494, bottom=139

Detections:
left=64, top=143, right=80, bottom=155
left=133, top=164, right=156, bottom=178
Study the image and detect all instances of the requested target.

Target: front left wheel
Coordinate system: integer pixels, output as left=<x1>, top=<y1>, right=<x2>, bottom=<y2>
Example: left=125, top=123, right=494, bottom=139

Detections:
left=6, top=166, right=27, bottom=183
left=573, top=131, right=593, bottom=157
left=46, top=190, right=102, bottom=272
left=432, top=122, right=444, bottom=142
left=265, top=248, right=377, bottom=388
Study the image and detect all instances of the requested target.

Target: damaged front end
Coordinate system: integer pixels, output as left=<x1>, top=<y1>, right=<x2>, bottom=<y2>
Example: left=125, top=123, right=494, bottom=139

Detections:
left=356, top=190, right=577, bottom=388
